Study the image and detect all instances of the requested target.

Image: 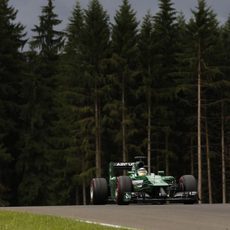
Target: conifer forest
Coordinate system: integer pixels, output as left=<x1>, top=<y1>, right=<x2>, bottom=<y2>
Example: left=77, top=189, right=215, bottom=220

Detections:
left=0, top=0, right=230, bottom=205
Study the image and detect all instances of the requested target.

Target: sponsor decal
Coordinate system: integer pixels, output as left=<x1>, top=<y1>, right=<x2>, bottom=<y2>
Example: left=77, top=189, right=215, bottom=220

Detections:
left=132, top=180, right=144, bottom=187
left=113, top=162, right=134, bottom=167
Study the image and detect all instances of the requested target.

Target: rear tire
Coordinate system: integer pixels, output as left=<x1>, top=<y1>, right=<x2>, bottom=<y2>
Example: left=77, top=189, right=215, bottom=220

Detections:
left=116, top=176, right=132, bottom=205
left=90, top=178, right=108, bottom=205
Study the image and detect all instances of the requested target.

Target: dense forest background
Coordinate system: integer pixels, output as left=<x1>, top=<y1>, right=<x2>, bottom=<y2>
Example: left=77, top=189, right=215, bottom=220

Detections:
left=0, top=0, right=229, bottom=205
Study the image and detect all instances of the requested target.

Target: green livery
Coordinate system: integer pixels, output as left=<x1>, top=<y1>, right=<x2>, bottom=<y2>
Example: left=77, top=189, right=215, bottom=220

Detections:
left=90, top=157, right=198, bottom=205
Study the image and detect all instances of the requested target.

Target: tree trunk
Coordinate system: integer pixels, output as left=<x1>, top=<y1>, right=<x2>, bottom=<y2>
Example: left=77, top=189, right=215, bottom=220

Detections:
left=95, top=81, right=101, bottom=177
left=190, top=137, right=194, bottom=176
left=165, top=131, right=169, bottom=175
left=221, top=100, right=226, bottom=203
left=205, top=109, right=212, bottom=203
left=75, top=186, right=80, bottom=205
left=147, top=99, right=151, bottom=173
left=197, top=41, right=202, bottom=203
left=122, top=72, right=126, bottom=162
left=147, top=66, right=151, bottom=173
left=82, top=179, right=86, bottom=205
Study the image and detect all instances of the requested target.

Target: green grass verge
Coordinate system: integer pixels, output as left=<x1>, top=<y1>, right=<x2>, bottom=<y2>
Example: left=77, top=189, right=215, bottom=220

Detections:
left=0, top=210, right=127, bottom=230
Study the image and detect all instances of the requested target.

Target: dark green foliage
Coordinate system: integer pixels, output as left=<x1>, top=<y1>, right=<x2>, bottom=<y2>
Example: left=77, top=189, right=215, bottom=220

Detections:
left=111, top=0, right=140, bottom=161
left=139, top=11, right=154, bottom=72
left=138, top=12, right=155, bottom=171
left=58, top=1, right=95, bottom=203
left=219, top=17, right=230, bottom=104
left=17, top=0, right=65, bottom=205
left=186, top=0, right=220, bottom=202
left=213, top=17, right=230, bottom=202
left=112, top=0, right=139, bottom=63
left=0, top=0, right=26, bottom=205
left=30, top=0, right=64, bottom=57
left=173, top=12, right=196, bottom=176
left=58, top=2, right=87, bottom=204
left=56, top=0, right=111, bottom=202
left=151, top=0, right=179, bottom=174
left=81, top=0, right=110, bottom=177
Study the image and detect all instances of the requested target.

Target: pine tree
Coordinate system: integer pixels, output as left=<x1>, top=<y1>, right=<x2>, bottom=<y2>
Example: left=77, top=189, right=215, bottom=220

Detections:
left=212, top=16, right=230, bottom=203
left=18, top=0, right=64, bottom=205
left=152, top=0, right=178, bottom=174
left=59, top=1, right=95, bottom=204
left=111, top=0, right=139, bottom=162
left=57, top=0, right=110, bottom=205
left=139, top=11, right=154, bottom=172
left=0, top=0, right=26, bottom=205
left=174, top=12, right=197, bottom=177
left=220, top=17, right=230, bottom=203
left=59, top=1, right=86, bottom=205
left=176, top=11, right=198, bottom=175
left=187, top=0, right=219, bottom=203
left=81, top=0, right=110, bottom=177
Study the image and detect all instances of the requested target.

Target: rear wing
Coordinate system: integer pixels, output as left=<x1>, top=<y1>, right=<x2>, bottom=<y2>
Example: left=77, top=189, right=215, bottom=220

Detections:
left=111, top=162, right=135, bottom=169
left=109, top=162, right=135, bottom=177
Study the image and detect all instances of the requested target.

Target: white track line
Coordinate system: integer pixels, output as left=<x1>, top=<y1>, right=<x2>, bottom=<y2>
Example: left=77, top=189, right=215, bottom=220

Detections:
left=78, top=219, right=138, bottom=229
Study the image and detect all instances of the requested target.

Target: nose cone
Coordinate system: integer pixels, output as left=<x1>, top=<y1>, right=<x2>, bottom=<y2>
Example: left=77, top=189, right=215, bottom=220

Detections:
left=146, top=175, right=169, bottom=186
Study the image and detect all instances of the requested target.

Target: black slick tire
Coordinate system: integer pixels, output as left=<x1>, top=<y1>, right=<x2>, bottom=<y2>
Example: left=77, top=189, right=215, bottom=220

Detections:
left=179, top=175, right=197, bottom=204
left=90, top=178, right=108, bottom=205
left=116, top=176, right=132, bottom=205
left=179, top=175, right=197, bottom=192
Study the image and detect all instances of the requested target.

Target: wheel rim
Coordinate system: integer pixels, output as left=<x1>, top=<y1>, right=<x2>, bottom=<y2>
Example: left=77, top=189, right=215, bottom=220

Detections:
left=90, top=183, right=94, bottom=202
left=115, top=188, right=118, bottom=200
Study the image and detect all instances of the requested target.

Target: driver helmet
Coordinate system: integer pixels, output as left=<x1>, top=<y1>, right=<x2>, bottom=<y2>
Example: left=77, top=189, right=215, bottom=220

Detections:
left=137, top=167, right=147, bottom=176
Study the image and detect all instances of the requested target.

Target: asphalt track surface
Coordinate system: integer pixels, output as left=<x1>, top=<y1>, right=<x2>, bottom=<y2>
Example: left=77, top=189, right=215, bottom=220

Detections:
left=1, top=204, right=230, bottom=230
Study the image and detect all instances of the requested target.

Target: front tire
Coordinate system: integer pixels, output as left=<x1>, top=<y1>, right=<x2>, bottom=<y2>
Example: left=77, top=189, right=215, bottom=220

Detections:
left=116, top=176, right=132, bottom=205
left=90, top=178, right=108, bottom=205
left=179, top=175, right=197, bottom=192
left=179, top=175, right=197, bottom=204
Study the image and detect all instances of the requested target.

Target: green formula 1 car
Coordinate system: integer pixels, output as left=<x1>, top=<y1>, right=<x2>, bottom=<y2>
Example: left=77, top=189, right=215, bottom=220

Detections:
left=90, top=157, right=198, bottom=205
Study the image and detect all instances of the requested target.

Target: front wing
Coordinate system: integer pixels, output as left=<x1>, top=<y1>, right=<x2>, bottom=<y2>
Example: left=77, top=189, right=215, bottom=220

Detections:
left=121, top=191, right=198, bottom=204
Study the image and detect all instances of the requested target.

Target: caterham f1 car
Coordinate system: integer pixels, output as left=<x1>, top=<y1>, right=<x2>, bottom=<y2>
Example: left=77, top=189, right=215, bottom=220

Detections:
left=90, top=158, right=198, bottom=205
